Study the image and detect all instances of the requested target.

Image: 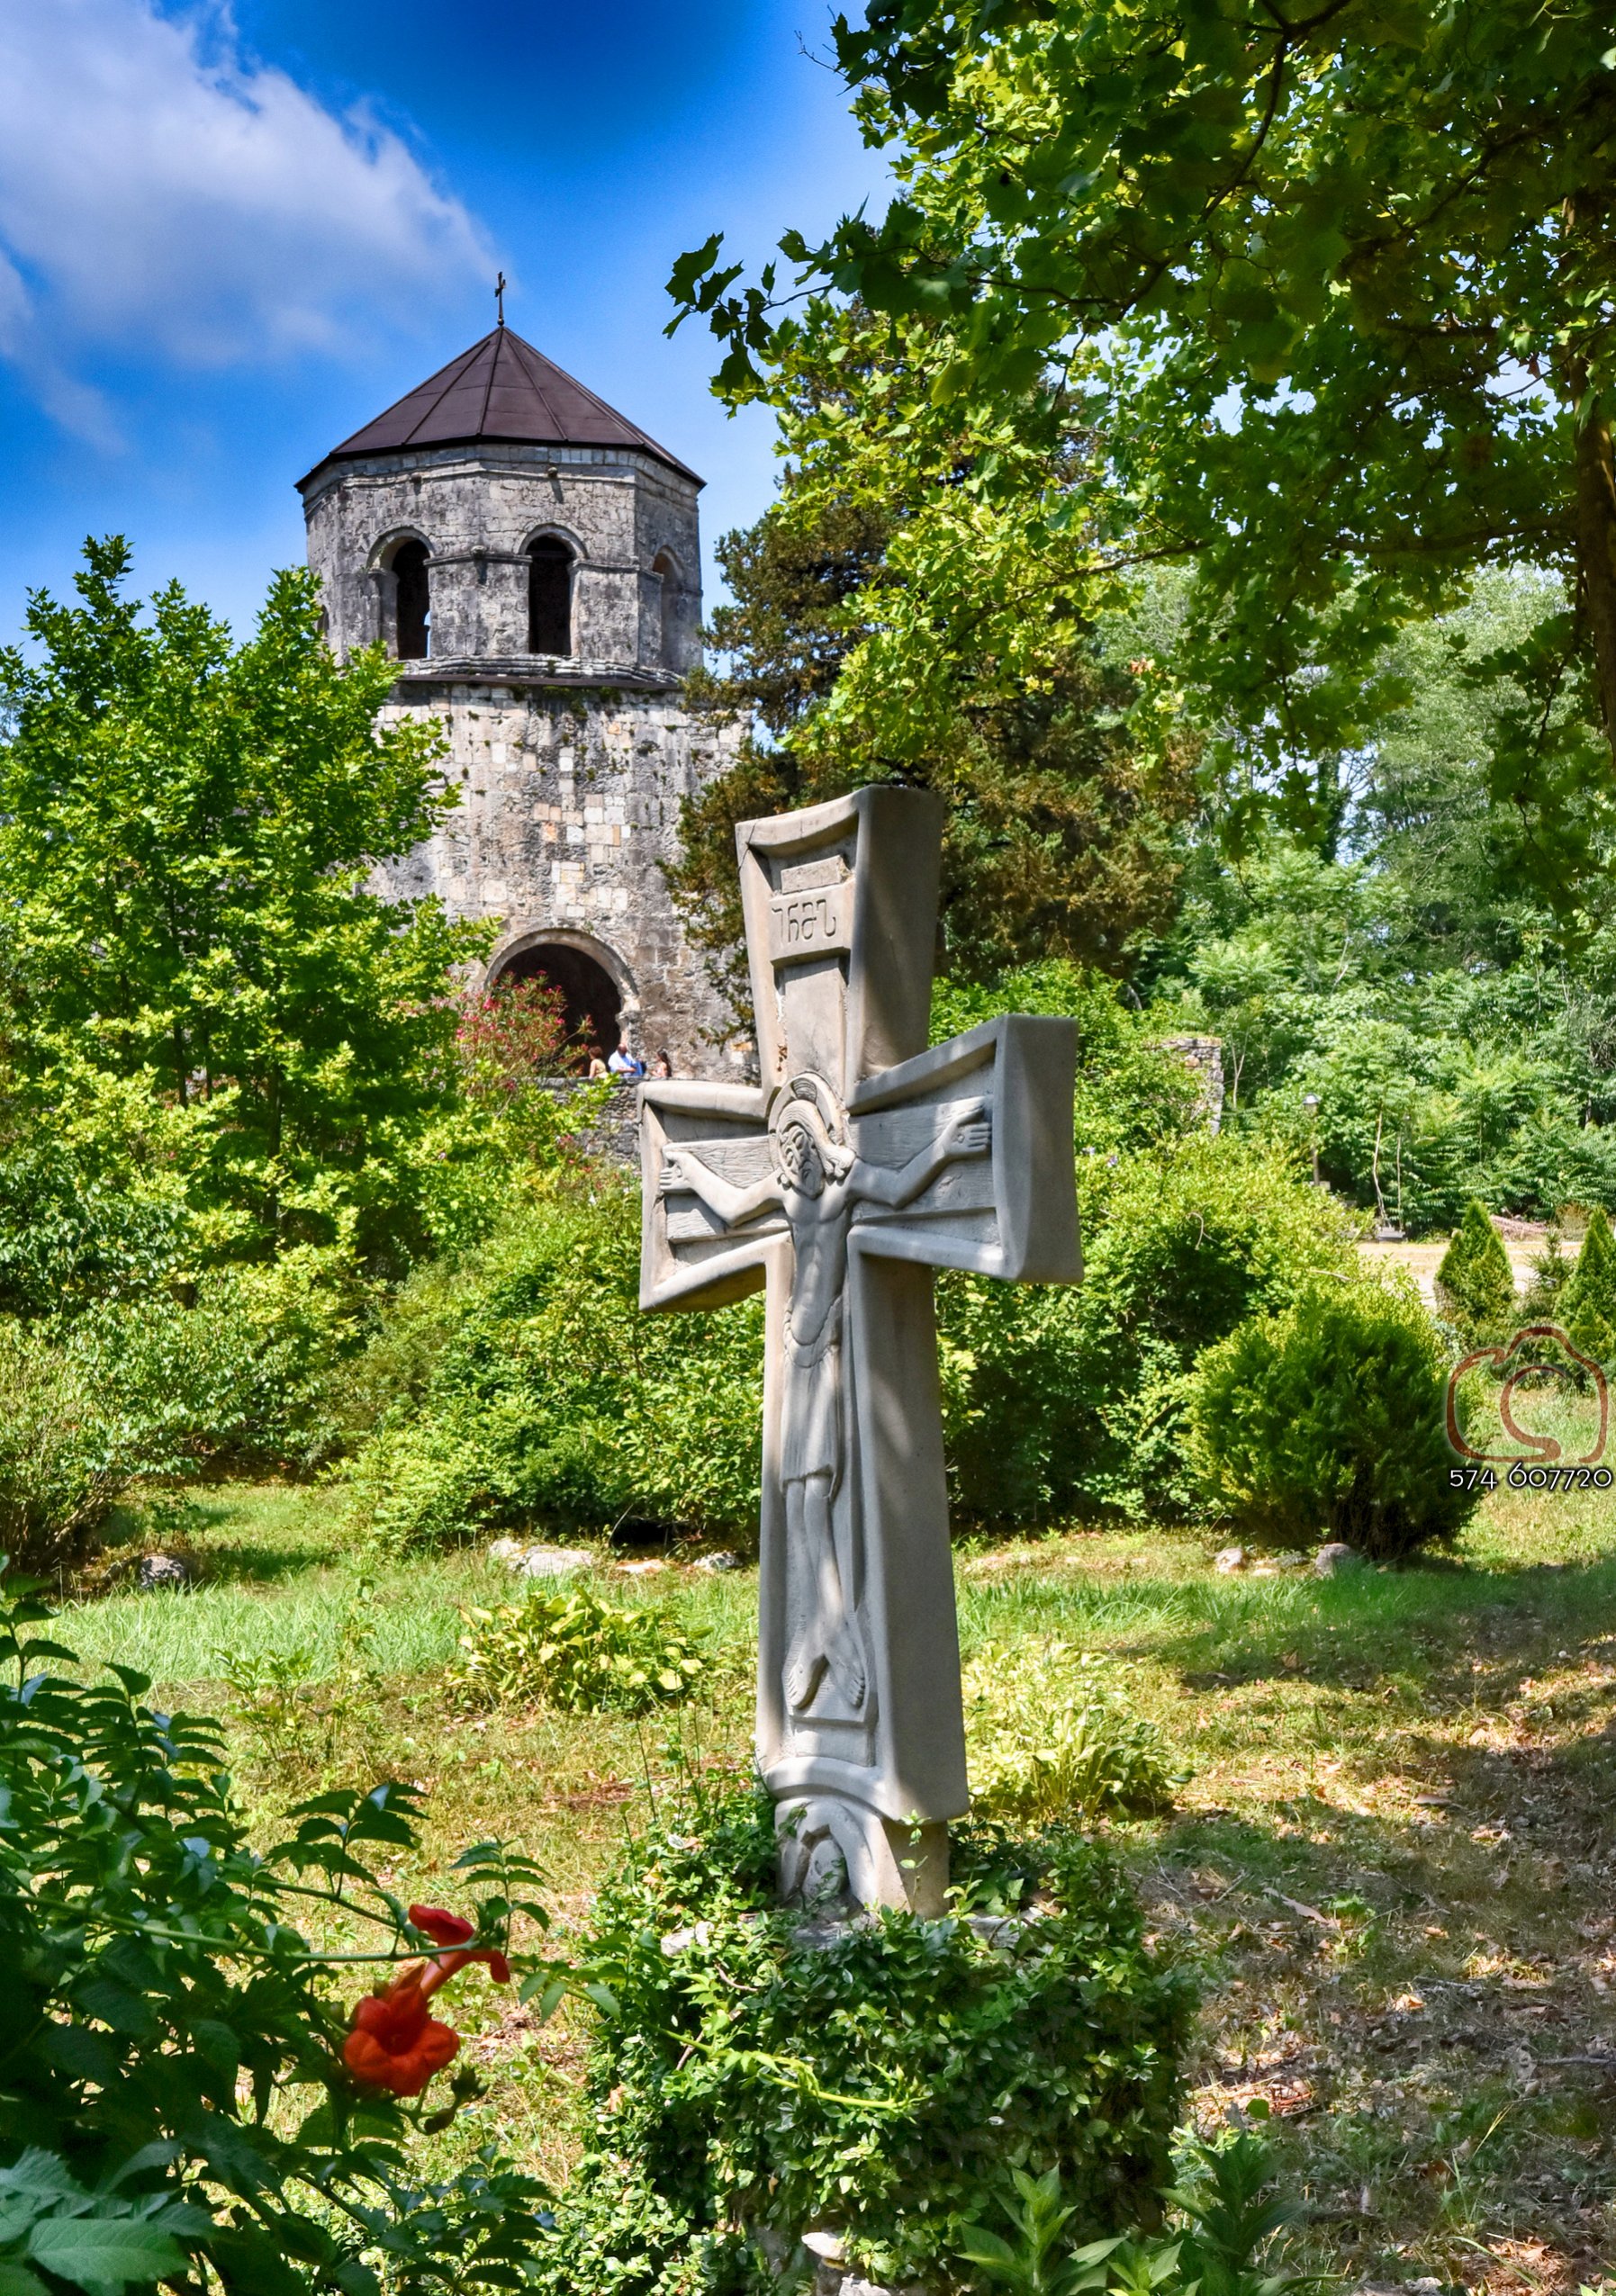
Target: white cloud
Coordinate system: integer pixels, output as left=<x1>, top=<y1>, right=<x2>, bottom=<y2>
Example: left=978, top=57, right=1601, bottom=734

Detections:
left=0, top=0, right=488, bottom=416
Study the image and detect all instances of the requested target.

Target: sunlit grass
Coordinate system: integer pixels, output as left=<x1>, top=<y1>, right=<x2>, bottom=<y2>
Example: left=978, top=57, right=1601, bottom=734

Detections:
left=51, top=1471, right=1616, bottom=2284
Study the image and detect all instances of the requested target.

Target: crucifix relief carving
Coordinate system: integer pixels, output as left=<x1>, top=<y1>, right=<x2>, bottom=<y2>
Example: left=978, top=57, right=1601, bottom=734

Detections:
left=640, top=788, right=1079, bottom=1914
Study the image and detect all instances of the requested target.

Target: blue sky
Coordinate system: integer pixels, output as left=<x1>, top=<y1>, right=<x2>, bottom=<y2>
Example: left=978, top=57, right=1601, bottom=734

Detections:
left=0, top=0, right=884, bottom=647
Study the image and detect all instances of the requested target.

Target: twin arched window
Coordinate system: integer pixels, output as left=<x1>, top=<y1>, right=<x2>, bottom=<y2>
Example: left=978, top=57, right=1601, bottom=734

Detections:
left=384, top=533, right=580, bottom=661
left=528, top=537, right=573, bottom=656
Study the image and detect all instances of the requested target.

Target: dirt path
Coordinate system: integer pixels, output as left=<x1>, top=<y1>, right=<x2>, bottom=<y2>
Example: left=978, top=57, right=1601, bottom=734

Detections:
left=1359, top=1237, right=1567, bottom=1309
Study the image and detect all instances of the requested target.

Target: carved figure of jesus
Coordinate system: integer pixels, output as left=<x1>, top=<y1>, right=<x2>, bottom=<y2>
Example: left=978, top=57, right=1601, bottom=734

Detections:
left=661, top=1090, right=990, bottom=1716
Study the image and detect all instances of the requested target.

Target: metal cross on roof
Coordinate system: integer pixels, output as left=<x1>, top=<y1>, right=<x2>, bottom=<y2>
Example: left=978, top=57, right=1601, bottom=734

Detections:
left=494, top=271, right=507, bottom=327
left=639, top=787, right=1080, bottom=1913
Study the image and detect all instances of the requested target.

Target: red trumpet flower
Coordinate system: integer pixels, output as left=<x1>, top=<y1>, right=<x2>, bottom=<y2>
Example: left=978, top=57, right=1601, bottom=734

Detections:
left=405, top=1903, right=512, bottom=1985
left=344, top=1976, right=457, bottom=2096
left=342, top=1904, right=510, bottom=2098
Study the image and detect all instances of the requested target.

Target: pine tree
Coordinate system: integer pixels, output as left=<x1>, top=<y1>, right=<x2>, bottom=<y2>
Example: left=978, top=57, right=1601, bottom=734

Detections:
left=1560, top=1206, right=1616, bottom=1367
left=1435, top=1201, right=1516, bottom=1341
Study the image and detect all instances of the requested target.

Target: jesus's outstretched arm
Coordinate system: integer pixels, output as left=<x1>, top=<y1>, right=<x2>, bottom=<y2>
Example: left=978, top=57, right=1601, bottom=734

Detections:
left=850, top=1098, right=991, bottom=1210
left=660, top=1144, right=783, bottom=1229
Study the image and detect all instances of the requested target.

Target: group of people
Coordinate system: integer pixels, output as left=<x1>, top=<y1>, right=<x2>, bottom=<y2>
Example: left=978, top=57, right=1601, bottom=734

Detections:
left=586, top=1041, right=672, bottom=1081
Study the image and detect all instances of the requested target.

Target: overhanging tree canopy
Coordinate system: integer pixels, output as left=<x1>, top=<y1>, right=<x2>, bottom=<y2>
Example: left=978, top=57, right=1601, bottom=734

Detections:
left=673, top=0, right=1616, bottom=886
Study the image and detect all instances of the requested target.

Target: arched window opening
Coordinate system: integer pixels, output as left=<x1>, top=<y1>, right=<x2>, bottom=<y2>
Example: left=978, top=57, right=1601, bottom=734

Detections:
left=494, top=942, right=621, bottom=1070
left=393, top=539, right=430, bottom=661
left=652, top=551, right=678, bottom=667
left=528, top=538, right=573, bottom=656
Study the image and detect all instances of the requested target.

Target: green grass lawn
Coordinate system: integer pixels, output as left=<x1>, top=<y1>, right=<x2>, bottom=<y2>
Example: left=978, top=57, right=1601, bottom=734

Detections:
left=59, top=1466, right=1616, bottom=2294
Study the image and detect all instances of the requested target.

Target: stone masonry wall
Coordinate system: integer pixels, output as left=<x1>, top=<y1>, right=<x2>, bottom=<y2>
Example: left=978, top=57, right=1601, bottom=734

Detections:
left=302, top=437, right=742, bottom=1081
left=302, top=441, right=702, bottom=675
left=373, top=679, right=745, bottom=1078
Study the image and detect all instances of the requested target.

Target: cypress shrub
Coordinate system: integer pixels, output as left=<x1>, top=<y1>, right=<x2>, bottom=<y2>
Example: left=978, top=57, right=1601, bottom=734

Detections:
left=1188, top=1282, right=1478, bottom=1560
left=1434, top=1199, right=1516, bottom=1339
left=1560, top=1204, right=1616, bottom=1367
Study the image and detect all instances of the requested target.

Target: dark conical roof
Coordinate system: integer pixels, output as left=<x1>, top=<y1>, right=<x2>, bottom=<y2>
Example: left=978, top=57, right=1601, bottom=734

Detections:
left=299, top=327, right=700, bottom=487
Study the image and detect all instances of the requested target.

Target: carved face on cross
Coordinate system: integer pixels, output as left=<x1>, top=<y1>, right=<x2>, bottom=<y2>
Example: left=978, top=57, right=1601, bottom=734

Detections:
left=780, top=1124, right=823, bottom=1194
left=775, top=1102, right=848, bottom=1197
left=640, top=787, right=1079, bottom=1914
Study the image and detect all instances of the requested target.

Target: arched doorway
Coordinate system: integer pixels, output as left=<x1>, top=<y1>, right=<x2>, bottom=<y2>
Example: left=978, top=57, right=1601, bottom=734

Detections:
left=494, top=940, right=622, bottom=1067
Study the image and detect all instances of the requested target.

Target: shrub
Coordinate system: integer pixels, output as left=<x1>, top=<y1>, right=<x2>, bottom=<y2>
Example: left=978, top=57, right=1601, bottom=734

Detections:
left=346, top=1184, right=764, bottom=1548
left=0, top=1571, right=556, bottom=2296
left=958, top=2125, right=1306, bottom=2296
left=963, top=1643, right=1185, bottom=1823
left=0, top=1255, right=365, bottom=1573
left=1188, top=1281, right=1478, bottom=1559
left=534, top=1778, right=1191, bottom=2295
left=0, top=1326, right=135, bottom=1571
left=1559, top=1203, right=1616, bottom=1366
left=68, top=1248, right=363, bottom=1478
left=449, top=1582, right=707, bottom=1714
left=937, top=1136, right=1359, bottom=1524
left=349, top=1133, right=1354, bottom=1548
left=0, top=1134, right=189, bottom=1319
left=1434, top=1199, right=1516, bottom=1339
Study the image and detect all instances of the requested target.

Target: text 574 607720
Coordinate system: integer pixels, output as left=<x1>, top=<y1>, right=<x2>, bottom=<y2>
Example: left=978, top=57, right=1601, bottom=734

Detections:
left=1449, top=1463, right=1613, bottom=1492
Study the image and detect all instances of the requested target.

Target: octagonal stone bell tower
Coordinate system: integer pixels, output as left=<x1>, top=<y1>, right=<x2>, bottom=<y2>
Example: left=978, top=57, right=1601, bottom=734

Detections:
left=298, top=324, right=742, bottom=1076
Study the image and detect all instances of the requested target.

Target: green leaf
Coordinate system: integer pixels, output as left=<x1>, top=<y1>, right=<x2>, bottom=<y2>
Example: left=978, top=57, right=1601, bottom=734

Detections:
left=957, top=2226, right=1019, bottom=2270
left=27, top=2219, right=187, bottom=2290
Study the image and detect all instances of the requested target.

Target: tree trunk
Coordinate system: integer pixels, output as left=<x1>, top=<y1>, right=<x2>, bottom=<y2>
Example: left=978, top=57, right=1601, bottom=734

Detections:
left=1571, top=360, right=1616, bottom=769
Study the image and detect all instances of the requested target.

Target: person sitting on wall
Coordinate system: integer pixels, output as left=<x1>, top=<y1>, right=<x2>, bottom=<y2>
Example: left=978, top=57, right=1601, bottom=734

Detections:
left=649, top=1049, right=673, bottom=1079
left=586, top=1051, right=609, bottom=1079
left=607, top=1040, right=642, bottom=1077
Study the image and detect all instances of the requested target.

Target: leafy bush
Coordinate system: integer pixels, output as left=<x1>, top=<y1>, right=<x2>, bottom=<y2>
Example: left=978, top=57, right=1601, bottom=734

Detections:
left=932, top=962, right=1202, bottom=1157
left=0, top=1251, right=367, bottom=1571
left=957, top=2120, right=1306, bottom=2296
left=535, top=1778, right=1191, bottom=2295
left=963, top=1643, right=1185, bottom=1824
left=937, top=1136, right=1359, bottom=1524
left=0, top=1132, right=188, bottom=1319
left=1188, top=1281, right=1478, bottom=1559
left=0, top=1328, right=137, bottom=1572
left=0, top=1571, right=558, bottom=2296
left=346, top=1184, right=765, bottom=1547
left=449, top=1582, right=707, bottom=1714
left=1435, top=1199, right=1517, bottom=1339
left=348, top=1134, right=1356, bottom=1549
left=1559, top=1203, right=1616, bottom=1365
left=74, top=1250, right=363, bottom=1475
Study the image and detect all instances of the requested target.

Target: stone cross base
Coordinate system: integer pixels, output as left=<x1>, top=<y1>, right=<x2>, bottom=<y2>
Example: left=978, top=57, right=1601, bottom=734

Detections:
left=775, top=1797, right=949, bottom=1919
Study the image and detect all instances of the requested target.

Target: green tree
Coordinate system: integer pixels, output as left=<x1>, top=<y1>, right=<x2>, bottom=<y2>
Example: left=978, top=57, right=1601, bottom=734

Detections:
left=672, top=0, right=1616, bottom=889
left=1435, top=1199, right=1517, bottom=1339
left=0, top=540, right=483, bottom=1268
left=1561, top=1203, right=1616, bottom=1364
left=670, top=335, right=1197, bottom=1001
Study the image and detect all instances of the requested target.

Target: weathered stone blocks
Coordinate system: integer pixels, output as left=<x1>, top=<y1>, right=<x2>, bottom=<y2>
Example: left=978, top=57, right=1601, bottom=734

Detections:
left=298, top=376, right=744, bottom=1078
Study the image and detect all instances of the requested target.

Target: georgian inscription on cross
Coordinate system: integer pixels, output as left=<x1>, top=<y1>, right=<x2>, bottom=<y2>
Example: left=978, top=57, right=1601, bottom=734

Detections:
left=640, top=788, right=1079, bottom=1913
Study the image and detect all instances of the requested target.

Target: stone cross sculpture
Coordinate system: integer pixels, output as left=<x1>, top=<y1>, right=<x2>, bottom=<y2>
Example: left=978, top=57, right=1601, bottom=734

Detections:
left=639, top=788, right=1079, bottom=1914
